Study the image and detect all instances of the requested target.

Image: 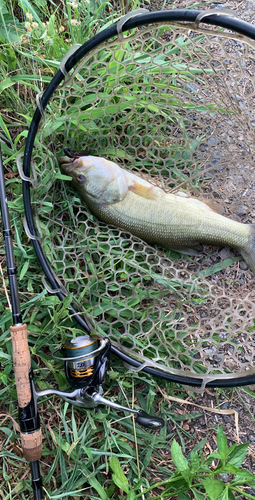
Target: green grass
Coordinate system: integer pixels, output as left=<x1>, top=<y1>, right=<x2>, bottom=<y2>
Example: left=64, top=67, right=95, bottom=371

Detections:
left=1, top=1, right=255, bottom=499
left=0, top=2, right=179, bottom=498
left=28, top=18, right=230, bottom=379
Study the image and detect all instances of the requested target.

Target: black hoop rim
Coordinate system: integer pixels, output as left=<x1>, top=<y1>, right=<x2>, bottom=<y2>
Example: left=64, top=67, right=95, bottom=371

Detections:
left=22, top=9, right=255, bottom=388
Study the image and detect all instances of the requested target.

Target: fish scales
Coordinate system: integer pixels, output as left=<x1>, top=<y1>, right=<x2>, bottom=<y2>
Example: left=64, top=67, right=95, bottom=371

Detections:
left=59, top=154, right=255, bottom=273
left=89, top=191, right=250, bottom=251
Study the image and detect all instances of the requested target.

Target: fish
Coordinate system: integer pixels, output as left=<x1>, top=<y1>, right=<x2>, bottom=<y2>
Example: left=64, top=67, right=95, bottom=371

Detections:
left=58, top=154, right=255, bottom=273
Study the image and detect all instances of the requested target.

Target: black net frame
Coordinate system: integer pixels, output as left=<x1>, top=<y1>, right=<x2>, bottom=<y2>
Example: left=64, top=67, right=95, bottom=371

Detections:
left=22, top=9, right=255, bottom=388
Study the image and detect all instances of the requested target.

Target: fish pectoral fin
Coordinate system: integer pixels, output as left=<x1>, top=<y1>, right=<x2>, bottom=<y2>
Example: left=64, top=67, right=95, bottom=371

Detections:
left=128, top=180, right=159, bottom=200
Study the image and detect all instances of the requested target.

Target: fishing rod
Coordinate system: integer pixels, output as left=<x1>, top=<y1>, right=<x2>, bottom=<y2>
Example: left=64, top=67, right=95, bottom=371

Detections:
left=0, top=144, right=164, bottom=496
left=0, top=144, right=43, bottom=499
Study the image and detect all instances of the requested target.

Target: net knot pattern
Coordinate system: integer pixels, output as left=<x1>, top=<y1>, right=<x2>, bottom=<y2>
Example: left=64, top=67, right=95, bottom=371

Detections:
left=32, top=22, right=255, bottom=380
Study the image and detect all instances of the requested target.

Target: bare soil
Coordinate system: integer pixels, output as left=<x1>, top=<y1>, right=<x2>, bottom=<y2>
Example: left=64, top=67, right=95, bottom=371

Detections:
left=147, top=0, right=255, bottom=494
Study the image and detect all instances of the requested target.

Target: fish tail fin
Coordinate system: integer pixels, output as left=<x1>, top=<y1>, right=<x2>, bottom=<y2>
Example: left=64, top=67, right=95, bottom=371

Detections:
left=240, top=224, right=255, bottom=273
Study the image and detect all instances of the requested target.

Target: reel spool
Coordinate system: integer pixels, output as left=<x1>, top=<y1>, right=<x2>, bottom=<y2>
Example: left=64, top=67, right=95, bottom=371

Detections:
left=65, top=335, right=100, bottom=385
left=53, top=335, right=110, bottom=389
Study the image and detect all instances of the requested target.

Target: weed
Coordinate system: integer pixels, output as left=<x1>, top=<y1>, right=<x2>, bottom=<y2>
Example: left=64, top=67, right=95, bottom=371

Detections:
left=1, top=2, right=255, bottom=499
left=109, top=427, right=255, bottom=499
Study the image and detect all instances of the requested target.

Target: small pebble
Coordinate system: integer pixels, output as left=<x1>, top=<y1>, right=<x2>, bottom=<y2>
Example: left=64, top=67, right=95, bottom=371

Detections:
left=213, top=355, right=222, bottom=364
left=219, top=248, right=232, bottom=259
left=208, top=137, right=216, bottom=146
left=221, top=403, right=229, bottom=410
left=223, top=415, right=231, bottom=423
left=234, top=209, right=247, bottom=216
left=239, top=261, right=248, bottom=270
left=219, top=473, right=229, bottom=483
left=188, top=83, right=199, bottom=92
left=212, top=157, right=220, bottom=164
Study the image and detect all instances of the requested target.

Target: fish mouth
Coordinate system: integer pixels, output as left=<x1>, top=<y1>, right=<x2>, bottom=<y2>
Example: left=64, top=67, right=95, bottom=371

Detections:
left=63, top=147, right=90, bottom=158
left=58, top=156, right=79, bottom=172
left=59, top=146, right=90, bottom=172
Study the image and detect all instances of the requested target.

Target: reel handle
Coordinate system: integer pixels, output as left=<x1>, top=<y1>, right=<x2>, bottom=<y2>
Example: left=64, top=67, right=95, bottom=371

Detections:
left=82, top=391, right=165, bottom=429
left=34, top=387, right=164, bottom=430
left=135, top=410, right=164, bottom=429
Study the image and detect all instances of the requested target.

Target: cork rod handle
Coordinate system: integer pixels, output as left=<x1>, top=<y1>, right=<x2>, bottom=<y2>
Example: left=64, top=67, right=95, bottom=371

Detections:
left=10, top=324, right=42, bottom=462
left=10, top=324, right=32, bottom=406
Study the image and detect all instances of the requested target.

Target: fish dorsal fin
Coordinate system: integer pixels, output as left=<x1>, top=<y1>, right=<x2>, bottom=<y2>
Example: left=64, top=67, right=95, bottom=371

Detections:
left=125, top=171, right=162, bottom=200
left=174, top=190, right=223, bottom=214
left=198, top=197, right=224, bottom=214
left=128, top=181, right=159, bottom=200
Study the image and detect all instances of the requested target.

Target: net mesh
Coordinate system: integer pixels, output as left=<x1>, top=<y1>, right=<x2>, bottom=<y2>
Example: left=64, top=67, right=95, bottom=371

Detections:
left=30, top=21, right=255, bottom=380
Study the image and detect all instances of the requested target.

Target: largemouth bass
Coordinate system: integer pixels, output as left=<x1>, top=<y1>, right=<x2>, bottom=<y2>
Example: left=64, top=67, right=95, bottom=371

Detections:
left=59, top=154, right=255, bottom=273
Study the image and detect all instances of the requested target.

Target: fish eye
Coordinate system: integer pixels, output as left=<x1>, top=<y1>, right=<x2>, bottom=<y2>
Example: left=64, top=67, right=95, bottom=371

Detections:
left=77, top=174, right=85, bottom=183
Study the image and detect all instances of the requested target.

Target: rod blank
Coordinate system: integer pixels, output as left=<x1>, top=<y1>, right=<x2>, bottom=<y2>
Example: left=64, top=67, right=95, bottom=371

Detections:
left=0, top=145, right=44, bottom=498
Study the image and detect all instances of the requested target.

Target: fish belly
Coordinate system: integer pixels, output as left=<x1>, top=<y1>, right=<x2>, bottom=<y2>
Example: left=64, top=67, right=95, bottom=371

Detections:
left=86, top=191, right=250, bottom=251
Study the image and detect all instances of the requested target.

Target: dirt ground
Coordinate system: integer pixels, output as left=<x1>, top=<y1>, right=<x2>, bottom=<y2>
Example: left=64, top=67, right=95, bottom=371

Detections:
left=146, top=0, right=255, bottom=493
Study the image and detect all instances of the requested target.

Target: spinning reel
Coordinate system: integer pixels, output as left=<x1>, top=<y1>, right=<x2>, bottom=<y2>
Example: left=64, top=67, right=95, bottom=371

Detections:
left=57, top=335, right=109, bottom=390
left=33, top=335, right=165, bottom=430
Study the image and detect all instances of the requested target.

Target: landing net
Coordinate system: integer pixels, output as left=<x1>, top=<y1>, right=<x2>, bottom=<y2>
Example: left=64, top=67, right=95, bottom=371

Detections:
left=24, top=11, right=255, bottom=385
